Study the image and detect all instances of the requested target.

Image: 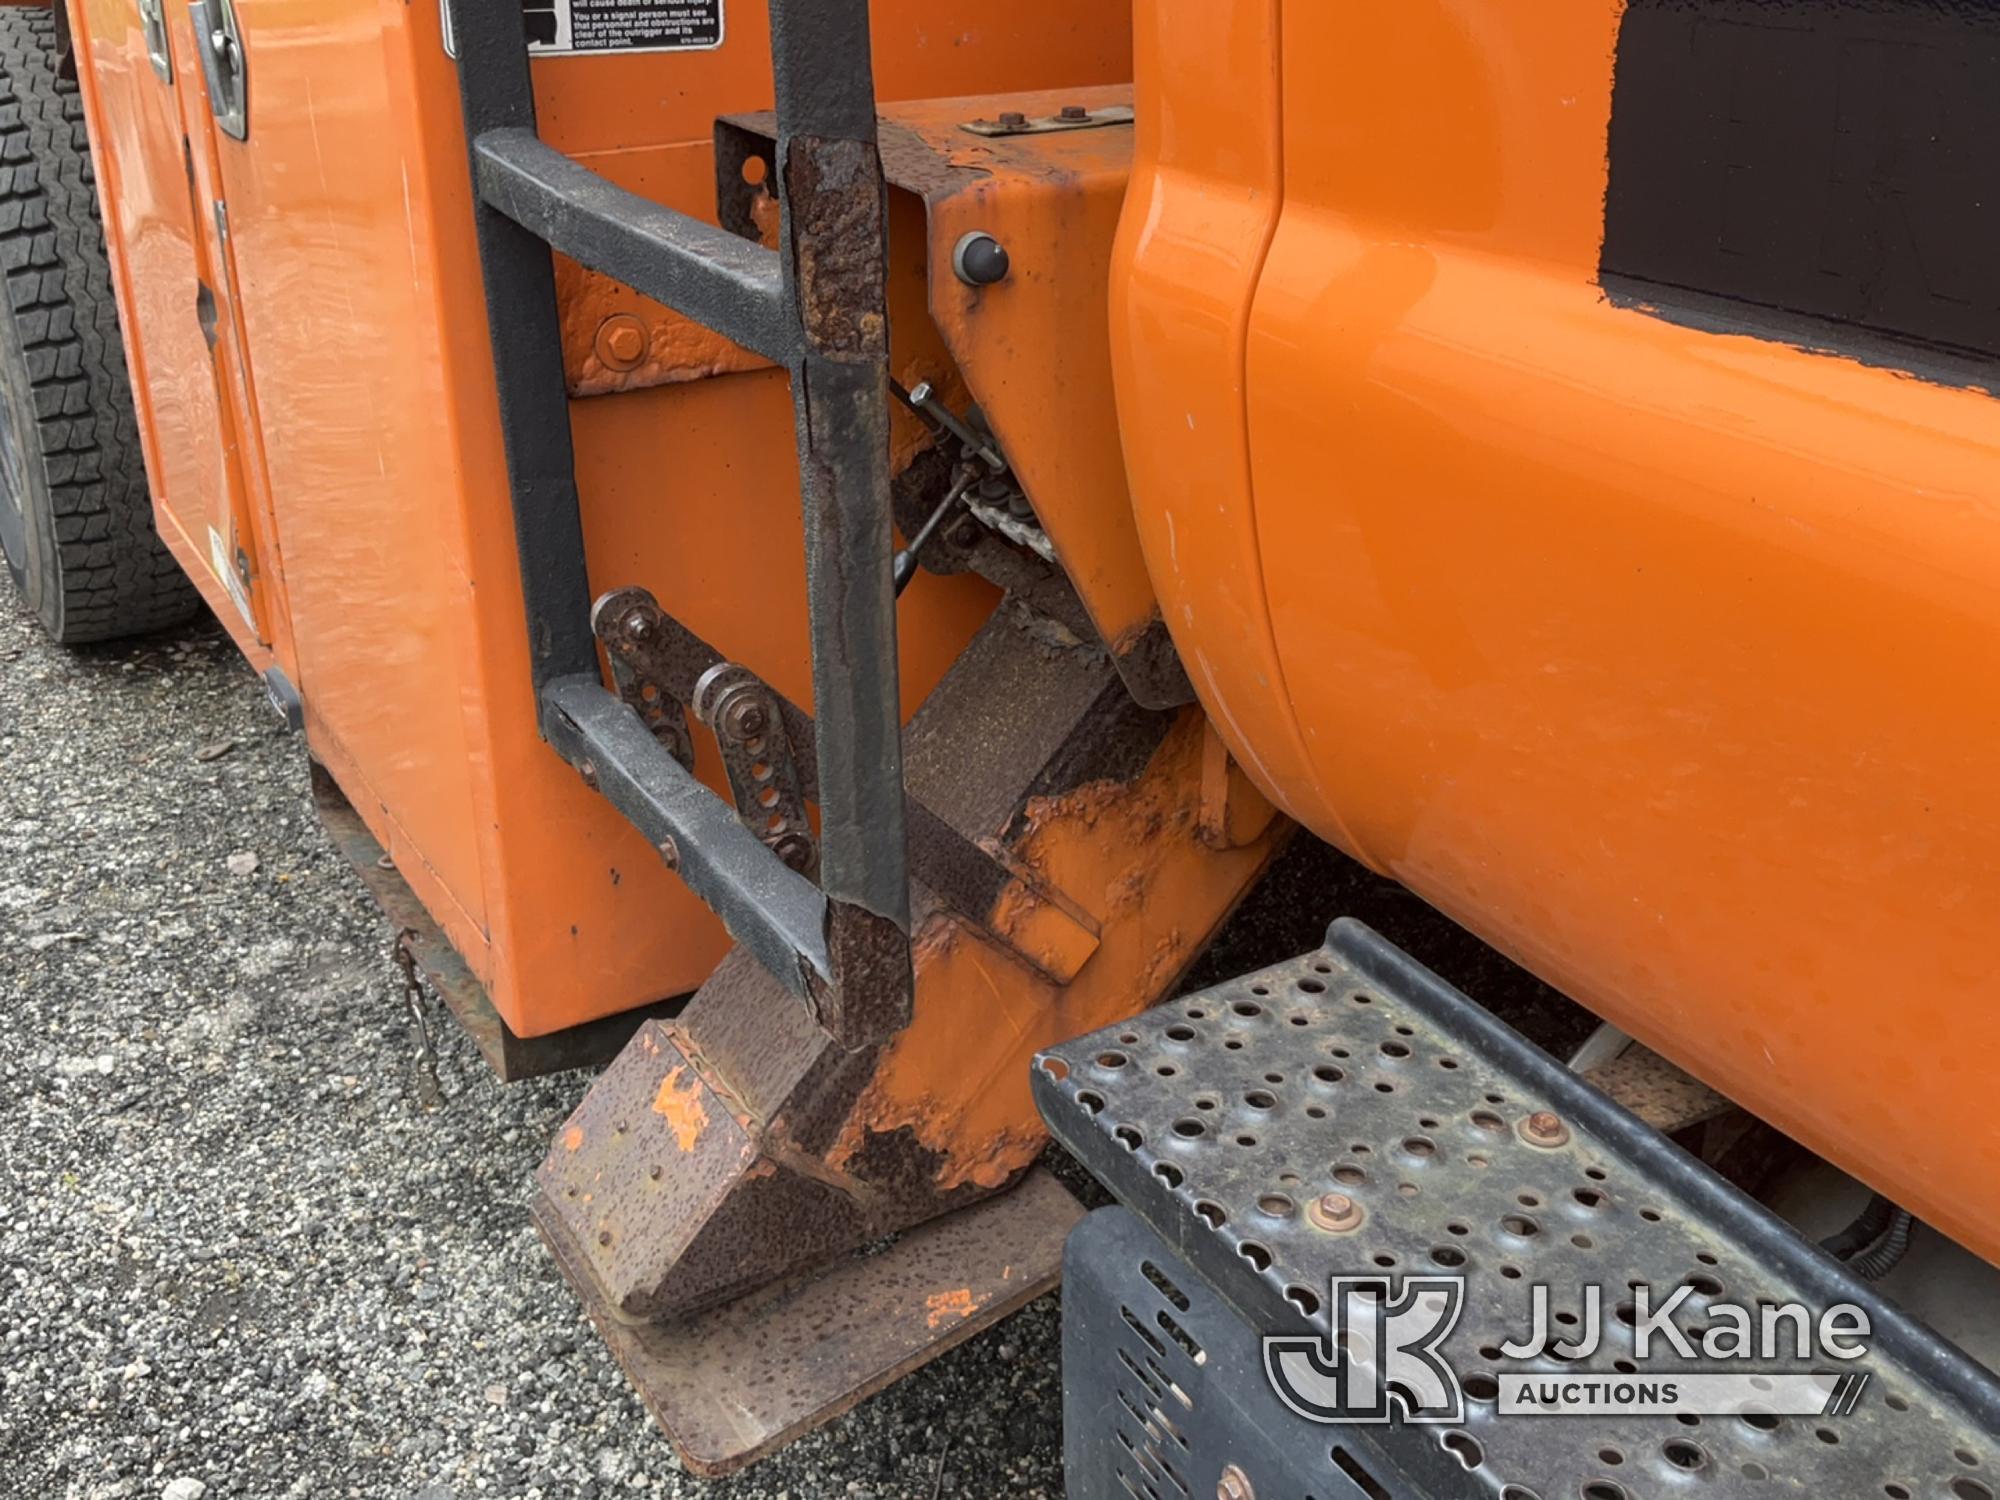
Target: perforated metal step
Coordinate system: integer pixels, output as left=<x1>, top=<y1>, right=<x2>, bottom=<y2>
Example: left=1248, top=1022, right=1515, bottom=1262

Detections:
left=1064, top=1206, right=1425, bottom=1500
left=1037, top=919, right=2000, bottom=1500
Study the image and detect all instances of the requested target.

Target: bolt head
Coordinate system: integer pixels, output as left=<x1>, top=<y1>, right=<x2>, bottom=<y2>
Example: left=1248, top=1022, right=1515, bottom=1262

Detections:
left=1520, top=1110, right=1570, bottom=1148
left=657, top=835, right=680, bottom=871
left=1308, top=1192, right=1364, bottom=1233
left=1217, top=1464, right=1255, bottom=1500
left=620, top=608, right=652, bottom=640
left=595, top=314, right=648, bottom=371
left=998, top=110, right=1028, bottom=128
left=1060, top=104, right=1089, bottom=121
left=722, top=696, right=768, bottom=739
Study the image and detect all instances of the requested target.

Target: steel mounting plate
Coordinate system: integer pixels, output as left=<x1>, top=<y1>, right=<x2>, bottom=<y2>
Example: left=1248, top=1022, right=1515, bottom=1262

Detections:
left=1035, top=919, right=2000, bottom=1498
left=536, top=1166, right=1081, bottom=1477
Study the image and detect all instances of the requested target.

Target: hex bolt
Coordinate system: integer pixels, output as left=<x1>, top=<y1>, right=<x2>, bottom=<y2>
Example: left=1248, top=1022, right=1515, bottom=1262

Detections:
left=998, top=110, right=1028, bottom=129
left=657, top=836, right=680, bottom=871
left=1307, top=1193, right=1365, bottom=1233
left=1060, top=104, right=1089, bottom=121
left=953, top=230, right=1011, bottom=287
left=594, top=313, right=648, bottom=372
left=1217, top=1464, right=1255, bottom=1500
left=620, top=607, right=652, bottom=640
left=1520, top=1110, right=1570, bottom=1149
left=721, top=695, right=768, bottom=739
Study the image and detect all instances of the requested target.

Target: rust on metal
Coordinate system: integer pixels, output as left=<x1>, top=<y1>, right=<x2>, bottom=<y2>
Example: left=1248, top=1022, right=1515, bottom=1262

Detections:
left=530, top=597, right=1283, bottom=1394
left=691, top=660, right=819, bottom=878
left=536, top=1168, right=1079, bottom=1477
left=591, top=587, right=697, bottom=771
left=817, top=901, right=915, bottom=1044
left=829, top=707, right=1287, bottom=1195
left=1307, top=1192, right=1366, bottom=1233
left=784, top=136, right=888, bottom=360
left=1585, top=1043, right=1734, bottom=1133
left=1520, top=1109, right=1572, bottom=1149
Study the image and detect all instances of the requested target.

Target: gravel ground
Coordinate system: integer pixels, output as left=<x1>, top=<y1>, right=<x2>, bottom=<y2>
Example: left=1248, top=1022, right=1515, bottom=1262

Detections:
left=0, top=595, right=1583, bottom=1500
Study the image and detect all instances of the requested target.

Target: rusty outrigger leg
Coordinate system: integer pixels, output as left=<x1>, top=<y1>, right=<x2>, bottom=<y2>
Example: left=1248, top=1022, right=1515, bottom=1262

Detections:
left=533, top=598, right=1288, bottom=1467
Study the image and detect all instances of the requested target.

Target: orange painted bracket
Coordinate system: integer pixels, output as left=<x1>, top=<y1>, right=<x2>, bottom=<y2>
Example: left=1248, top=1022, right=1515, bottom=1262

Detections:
left=689, top=90, right=1186, bottom=716
left=878, top=90, right=1191, bottom=711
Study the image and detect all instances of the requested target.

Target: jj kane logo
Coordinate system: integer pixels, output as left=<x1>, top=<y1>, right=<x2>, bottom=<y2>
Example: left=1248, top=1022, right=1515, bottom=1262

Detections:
left=1264, top=1276, right=1874, bottom=1422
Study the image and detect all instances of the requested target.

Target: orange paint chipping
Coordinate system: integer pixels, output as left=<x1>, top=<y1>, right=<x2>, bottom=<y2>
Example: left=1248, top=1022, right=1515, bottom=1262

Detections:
left=651, top=1065, right=709, bottom=1153
left=925, top=1288, right=979, bottom=1329
left=828, top=713, right=1287, bottom=1191
left=562, top=1126, right=584, bottom=1152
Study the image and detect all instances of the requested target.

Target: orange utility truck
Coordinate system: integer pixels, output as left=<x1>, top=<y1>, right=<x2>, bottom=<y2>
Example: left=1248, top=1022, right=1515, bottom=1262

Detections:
left=7, top=0, right=1997, bottom=1490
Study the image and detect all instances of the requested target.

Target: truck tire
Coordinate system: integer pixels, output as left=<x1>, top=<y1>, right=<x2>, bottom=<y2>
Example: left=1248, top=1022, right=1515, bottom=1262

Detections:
left=0, top=7, right=194, bottom=643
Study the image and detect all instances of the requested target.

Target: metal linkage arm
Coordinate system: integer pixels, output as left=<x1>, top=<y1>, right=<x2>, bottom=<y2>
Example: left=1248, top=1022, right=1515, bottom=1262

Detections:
left=542, top=675, right=833, bottom=999
left=473, top=129, right=795, bottom=366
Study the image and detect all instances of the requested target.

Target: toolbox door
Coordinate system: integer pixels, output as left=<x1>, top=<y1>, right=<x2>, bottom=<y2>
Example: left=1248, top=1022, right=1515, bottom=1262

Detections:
left=68, top=0, right=285, bottom=655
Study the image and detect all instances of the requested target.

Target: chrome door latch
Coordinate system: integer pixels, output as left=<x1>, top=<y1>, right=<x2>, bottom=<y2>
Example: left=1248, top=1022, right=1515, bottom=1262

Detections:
left=188, top=0, right=247, bottom=140
left=138, top=0, right=172, bottom=81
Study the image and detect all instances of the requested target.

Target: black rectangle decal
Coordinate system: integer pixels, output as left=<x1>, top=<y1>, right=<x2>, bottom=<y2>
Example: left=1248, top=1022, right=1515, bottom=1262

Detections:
left=1602, top=0, right=2000, bottom=367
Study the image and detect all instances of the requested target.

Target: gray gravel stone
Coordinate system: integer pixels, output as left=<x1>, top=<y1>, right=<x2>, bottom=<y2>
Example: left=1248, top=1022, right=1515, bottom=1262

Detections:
left=0, top=605, right=1067, bottom=1498
left=1, top=588, right=1586, bottom=1500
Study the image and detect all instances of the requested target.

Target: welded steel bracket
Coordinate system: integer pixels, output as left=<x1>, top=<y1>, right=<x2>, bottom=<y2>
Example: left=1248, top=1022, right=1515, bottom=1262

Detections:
left=541, top=1167, right=1080, bottom=1478
left=449, top=0, right=911, bottom=1048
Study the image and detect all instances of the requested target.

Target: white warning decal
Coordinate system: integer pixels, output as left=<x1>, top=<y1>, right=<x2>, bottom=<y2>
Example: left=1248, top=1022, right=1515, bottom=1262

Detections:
left=524, top=0, right=724, bottom=54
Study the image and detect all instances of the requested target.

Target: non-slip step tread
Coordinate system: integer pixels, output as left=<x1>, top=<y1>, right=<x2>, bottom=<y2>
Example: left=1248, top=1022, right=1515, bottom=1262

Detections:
left=1035, top=919, right=1999, bottom=1498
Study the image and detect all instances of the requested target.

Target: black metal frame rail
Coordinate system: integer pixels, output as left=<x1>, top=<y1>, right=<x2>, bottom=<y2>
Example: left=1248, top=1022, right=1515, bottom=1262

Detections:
left=448, top=1, right=912, bottom=1043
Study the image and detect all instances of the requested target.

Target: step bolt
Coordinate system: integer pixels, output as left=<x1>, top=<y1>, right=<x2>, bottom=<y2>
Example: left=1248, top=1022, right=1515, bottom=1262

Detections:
left=1308, top=1192, right=1364, bottom=1233
left=1520, top=1110, right=1570, bottom=1149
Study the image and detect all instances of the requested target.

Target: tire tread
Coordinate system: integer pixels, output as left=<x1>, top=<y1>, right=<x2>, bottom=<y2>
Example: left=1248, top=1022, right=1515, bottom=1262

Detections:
left=0, top=8, right=195, bottom=642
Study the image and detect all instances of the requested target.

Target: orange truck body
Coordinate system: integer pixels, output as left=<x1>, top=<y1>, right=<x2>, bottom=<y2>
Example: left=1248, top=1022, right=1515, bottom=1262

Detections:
left=69, top=0, right=1129, bottom=1035
left=67, top=0, right=2000, bottom=1277
left=1113, top=1, right=2000, bottom=1263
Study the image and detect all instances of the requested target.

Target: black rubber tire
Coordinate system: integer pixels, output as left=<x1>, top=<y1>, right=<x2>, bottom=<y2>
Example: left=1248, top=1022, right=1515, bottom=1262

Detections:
left=0, top=7, right=194, bottom=643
